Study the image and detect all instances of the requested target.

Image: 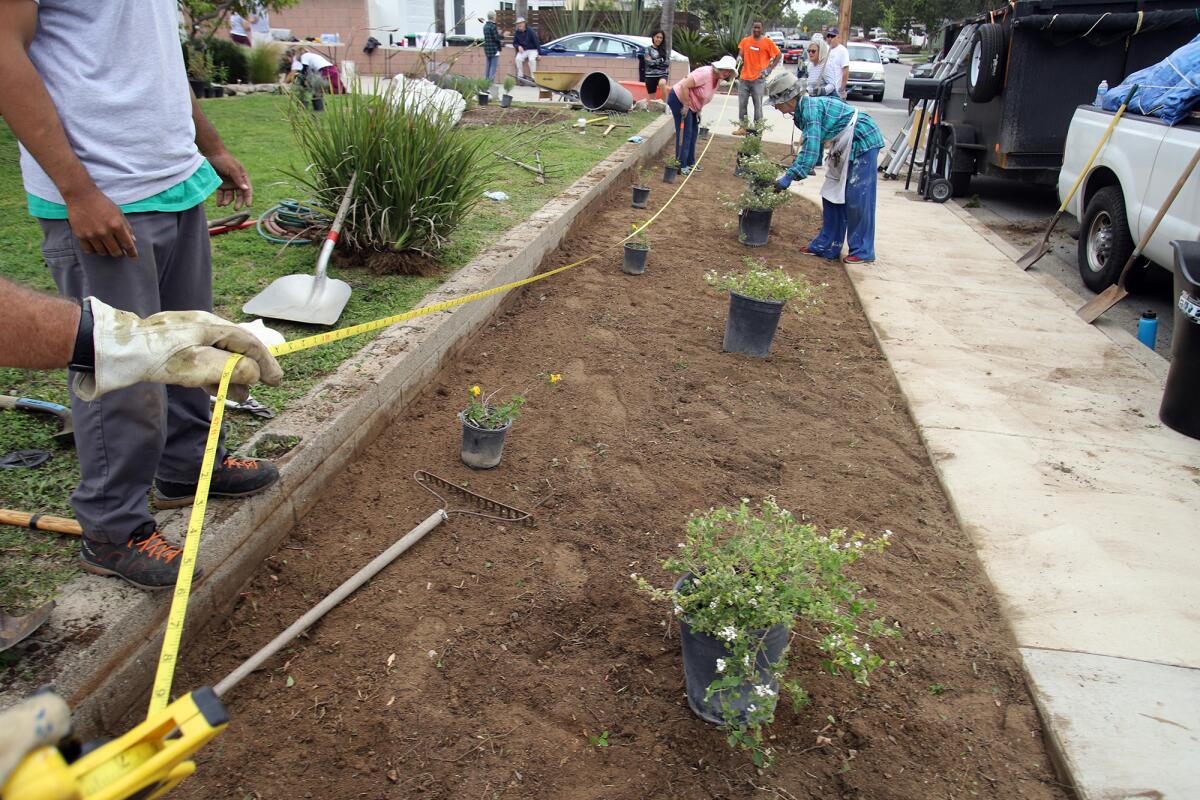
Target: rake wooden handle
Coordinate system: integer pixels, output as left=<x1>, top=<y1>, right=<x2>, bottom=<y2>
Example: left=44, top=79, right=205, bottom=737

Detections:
left=0, top=509, right=82, bottom=536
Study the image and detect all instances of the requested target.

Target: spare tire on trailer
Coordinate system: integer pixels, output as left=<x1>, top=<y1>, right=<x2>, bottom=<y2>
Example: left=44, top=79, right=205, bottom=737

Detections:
left=967, top=23, right=1007, bottom=103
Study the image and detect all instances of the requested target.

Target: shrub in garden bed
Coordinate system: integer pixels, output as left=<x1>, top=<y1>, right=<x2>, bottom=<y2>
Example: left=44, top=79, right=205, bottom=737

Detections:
left=289, top=83, right=493, bottom=266
left=725, top=184, right=790, bottom=247
left=705, top=257, right=823, bottom=356
left=247, top=40, right=283, bottom=83
left=622, top=222, right=650, bottom=275
left=460, top=385, right=525, bottom=469
left=741, top=153, right=782, bottom=190
left=636, top=498, right=895, bottom=766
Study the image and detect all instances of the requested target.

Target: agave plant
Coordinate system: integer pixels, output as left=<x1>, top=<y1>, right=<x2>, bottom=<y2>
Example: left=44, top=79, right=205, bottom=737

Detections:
left=712, top=1, right=765, bottom=58
left=671, top=28, right=717, bottom=68
left=288, top=82, right=494, bottom=257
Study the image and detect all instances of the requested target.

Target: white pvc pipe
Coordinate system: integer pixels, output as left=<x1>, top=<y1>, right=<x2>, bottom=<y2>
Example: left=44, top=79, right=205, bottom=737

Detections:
left=215, top=509, right=447, bottom=697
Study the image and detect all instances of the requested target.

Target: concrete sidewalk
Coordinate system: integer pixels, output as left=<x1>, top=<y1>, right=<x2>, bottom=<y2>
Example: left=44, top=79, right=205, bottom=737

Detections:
left=786, top=178, right=1200, bottom=799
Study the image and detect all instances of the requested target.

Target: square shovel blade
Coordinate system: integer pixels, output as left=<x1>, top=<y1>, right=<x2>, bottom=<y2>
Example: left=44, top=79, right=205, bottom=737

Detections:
left=242, top=275, right=353, bottom=326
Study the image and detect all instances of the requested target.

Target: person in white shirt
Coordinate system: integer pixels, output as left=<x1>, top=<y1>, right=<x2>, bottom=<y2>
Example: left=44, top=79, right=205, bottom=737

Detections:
left=228, top=11, right=250, bottom=46
left=249, top=3, right=271, bottom=43
left=824, top=28, right=850, bottom=99
left=286, top=47, right=345, bottom=94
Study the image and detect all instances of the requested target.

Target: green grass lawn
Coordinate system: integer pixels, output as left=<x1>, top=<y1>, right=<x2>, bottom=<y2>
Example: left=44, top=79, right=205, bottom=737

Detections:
left=0, top=94, right=657, bottom=611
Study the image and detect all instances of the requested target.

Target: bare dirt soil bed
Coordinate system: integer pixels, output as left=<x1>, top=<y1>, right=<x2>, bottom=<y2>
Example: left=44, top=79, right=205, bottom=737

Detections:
left=459, top=105, right=570, bottom=127
left=167, top=140, right=1069, bottom=800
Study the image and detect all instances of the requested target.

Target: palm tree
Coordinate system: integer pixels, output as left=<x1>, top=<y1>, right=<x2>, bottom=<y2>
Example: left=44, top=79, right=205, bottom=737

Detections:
left=660, top=0, right=676, bottom=55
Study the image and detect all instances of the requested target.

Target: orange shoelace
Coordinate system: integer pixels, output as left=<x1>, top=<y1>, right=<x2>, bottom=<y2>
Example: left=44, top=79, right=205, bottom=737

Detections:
left=129, top=531, right=182, bottom=563
left=222, top=456, right=259, bottom=471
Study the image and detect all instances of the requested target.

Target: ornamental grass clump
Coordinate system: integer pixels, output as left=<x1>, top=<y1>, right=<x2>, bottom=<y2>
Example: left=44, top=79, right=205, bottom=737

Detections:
left=247, top=40, right=283, bottom=83
left=635, top=498, right=896, bottom=766
left=289, top=82, right=493, bottom=260
left=705, top=257, right=824, bottom=307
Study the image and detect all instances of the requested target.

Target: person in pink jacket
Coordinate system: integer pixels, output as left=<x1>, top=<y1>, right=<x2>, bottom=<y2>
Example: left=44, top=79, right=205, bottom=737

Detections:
left=667, top=55, right=737, bottom=173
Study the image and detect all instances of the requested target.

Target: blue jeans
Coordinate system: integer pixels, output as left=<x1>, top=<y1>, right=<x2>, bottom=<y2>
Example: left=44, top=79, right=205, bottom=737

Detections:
left=666, top=90, right=699, bottom=169
left=485, top=54, right=499, bottom=83
left=808, top=147, right=879, bottom=261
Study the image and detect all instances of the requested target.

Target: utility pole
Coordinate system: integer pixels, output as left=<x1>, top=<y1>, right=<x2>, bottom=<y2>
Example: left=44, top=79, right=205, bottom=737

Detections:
left=839, top=0, right=853, bottom=39
left=434, top=0, right=446, bottom=34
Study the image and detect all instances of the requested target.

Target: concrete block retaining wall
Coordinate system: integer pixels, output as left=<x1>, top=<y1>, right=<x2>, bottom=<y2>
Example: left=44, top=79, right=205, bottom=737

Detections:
left=18, top=114, right=674, bottom=737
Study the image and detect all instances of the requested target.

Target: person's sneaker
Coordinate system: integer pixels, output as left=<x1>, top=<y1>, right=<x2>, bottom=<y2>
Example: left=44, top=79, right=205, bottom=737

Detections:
left=153, top=455, right=280, bottom=509
left=732, top=127, right=748, bottom=136
left=80, top=525, right=199, bottom=591
left=680, top=166, right=692, bottom=176
left=843, top=255, right=876, bottom=265
left=799, top=245, right=833, bottom=260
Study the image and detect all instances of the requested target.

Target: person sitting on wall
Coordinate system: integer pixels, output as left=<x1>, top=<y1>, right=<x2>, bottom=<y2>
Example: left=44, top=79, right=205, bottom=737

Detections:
left=513, top=17, right=540, bottom=81
left=285, top=47, right=345, bottom=94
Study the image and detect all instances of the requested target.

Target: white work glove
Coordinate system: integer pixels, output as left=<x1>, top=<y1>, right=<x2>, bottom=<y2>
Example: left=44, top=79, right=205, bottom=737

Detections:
left=77, top=297, right=284, bottom=402
left=0, top=690, right=72, bottom=786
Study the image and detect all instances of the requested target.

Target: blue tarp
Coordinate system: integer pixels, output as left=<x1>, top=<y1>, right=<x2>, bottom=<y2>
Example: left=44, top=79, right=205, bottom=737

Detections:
left=1103, top=33, right=1200, bottom=126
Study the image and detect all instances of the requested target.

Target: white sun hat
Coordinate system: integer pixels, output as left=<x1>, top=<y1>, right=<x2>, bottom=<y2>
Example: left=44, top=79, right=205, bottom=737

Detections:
left=711, top=55, right=738, bottom=71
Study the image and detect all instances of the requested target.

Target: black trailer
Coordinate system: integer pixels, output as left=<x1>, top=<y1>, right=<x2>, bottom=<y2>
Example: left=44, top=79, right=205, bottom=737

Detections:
left=907, top=0, right=1200, bottom=197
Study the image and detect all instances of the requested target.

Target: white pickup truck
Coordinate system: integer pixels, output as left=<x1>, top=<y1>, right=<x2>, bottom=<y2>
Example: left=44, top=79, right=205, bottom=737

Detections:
left=1059, top=106, right=1200, bottom=292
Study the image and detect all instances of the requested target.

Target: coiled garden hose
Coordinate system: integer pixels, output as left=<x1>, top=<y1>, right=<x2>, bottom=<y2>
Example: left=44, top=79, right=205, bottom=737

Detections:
left=256, top=199, right=333, bottom=245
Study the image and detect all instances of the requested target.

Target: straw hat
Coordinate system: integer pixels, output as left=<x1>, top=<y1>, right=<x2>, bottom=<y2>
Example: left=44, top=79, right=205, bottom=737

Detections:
left=765, top=71, right=804, bottom=106
left=711, top=55, right=738, bottom=72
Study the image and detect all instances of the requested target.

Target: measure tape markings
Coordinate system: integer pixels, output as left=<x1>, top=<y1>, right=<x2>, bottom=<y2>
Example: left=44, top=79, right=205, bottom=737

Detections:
left=150, top=85, right=736, bottom=715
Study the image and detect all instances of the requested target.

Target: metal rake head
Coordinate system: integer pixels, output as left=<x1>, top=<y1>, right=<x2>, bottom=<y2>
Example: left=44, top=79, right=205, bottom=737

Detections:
left=414, top=470, right=533, bottom=525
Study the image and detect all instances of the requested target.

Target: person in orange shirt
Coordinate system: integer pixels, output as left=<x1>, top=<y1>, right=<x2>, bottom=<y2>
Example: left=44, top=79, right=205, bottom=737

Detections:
left=733, top=21, right=781, bottom=135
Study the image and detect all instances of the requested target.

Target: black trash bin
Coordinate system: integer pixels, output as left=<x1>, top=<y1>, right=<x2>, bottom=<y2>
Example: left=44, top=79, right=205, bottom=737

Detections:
left=1159, top=240, right=1200, bottom=439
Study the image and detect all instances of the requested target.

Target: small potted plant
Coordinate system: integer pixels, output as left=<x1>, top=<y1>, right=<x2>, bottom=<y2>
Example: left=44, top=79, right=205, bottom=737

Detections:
left=623, top=222, right=650, bottom=275
left=663, top=156, right=681, bottom=184
left=704, top=257, right=822, bottom=357
left=724, top=184, right=790, bottom=248
left=631, top=167, right=651, bottom=209
left=734, top=130, right=762, bottom=177
left=212, top=64, right=228, bottom=97
left=187, top=48, right=214, bottom=98
left=635, top=498, right=894, bottom=766
left=501, top=76, right=516, bottom=107
left=460, top=385, right=525, bottom=468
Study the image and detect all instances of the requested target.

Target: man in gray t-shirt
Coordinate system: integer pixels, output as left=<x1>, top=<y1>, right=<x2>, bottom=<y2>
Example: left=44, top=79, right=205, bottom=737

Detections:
left=0, top=0, right=281, bottom=590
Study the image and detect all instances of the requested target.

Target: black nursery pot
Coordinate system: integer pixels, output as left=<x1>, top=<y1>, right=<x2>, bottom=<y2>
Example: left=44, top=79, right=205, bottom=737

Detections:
left=622, top=243, right=649, bottom=275
left=477, top=91, right=490, bottom=106
left=459, top=413, right=511, bottom=469
left=632, top=185, right=651, bottom=209
left=738, top=207, right=772, bottom=247
left=673, top=574, right=789, bottom=725
left=500, top=94, right=513, bottom=107
left=311, top=96, right=325, bottom=112
left=663, top=166, right=678, bottom=184
left=723, top=291, right=785, bottom=358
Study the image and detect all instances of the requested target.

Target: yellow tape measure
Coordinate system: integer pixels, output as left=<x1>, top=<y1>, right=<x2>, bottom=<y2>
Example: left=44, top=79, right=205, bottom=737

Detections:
left=148, top=86, right=736, bottom=713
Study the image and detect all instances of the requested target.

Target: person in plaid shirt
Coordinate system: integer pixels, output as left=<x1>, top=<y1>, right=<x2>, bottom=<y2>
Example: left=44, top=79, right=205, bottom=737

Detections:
left=482, top=12, right=503, bottom=85
left=766, top=72, right=885, bottom=264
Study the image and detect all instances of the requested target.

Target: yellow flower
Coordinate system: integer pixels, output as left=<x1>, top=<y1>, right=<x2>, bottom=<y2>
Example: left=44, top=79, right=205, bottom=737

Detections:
left=549, top=373, right=562, bottom=384
left=470, top=385, right=481, bottom=397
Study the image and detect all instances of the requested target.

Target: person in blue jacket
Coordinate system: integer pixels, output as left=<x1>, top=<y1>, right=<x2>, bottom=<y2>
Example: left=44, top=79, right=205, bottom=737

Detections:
left=765, top=71, right=885, bottom=264
left=513, top=18, right=541, bottom=81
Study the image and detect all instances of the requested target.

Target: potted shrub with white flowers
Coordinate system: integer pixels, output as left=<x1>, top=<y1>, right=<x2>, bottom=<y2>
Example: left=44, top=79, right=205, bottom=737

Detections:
left=705, top=258, right=822, bottom=357
left=635, top=498, right=895, bottom=766
left=459, top=385, right=524, bottom=468
left=724, top=182, right=790, bottom=247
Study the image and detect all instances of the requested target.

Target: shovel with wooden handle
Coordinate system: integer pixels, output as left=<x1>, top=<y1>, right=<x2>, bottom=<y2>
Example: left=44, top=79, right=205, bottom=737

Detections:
left=0, top=602, right=55, bottom=652
left=1019, top=85, right=1138, bottom=271
left=1077, top=144, right=1200, bottom=324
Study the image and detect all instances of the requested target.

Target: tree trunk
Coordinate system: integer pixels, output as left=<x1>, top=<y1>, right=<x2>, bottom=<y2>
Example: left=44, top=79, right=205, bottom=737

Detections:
left=516, top=0, right=528, bottom=22
left=434, top=0, right=446, bottom=35
left=660, top=0, right=676, bottom=59
left=838, top=0, right=853, bottom=42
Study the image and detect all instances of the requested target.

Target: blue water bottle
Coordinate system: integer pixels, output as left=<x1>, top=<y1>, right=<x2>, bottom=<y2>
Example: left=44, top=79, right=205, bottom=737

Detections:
left=1137, top=310, right=1157, bottom=349
left=1094, top=79, right=1108, bottom=107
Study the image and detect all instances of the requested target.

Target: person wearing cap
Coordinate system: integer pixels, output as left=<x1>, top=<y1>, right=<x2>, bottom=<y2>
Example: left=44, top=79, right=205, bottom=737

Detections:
left=824, top=28, right=850, bottom=99
left=513, top=18, right=541, bottom=81
left=765, top=71, right=885, bottom=264
left=732, top=21, right=781, bottom=135
left=667, top=55, right=737, bottom=174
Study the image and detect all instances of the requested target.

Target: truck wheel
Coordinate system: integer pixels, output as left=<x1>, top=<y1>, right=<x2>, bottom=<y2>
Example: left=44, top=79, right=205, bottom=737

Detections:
left=1078, top=186, right=1135, bottom=293
left=967, top=23, right=1006, bottom=103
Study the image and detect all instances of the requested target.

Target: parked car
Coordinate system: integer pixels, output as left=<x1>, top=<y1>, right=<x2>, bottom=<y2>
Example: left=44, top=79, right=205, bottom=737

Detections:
left=870, top=39, right=903, bottom=61
left=764, top=30, right=786, bottom=49
left=1059, top=105, right=1200, bottom=291
left=538, top=32, right=688, bottom=63
left=847, top=42, right=886, bottom=101
left=783, top=44, right=808, bottom=64
left=785, top=35, right=808, bottom=49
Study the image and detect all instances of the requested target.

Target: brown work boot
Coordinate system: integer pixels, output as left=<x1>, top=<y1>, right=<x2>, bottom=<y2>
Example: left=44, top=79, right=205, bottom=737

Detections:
left=80, top=525, right=199, bottom=591
left=153, top=455, right=280, bottom=509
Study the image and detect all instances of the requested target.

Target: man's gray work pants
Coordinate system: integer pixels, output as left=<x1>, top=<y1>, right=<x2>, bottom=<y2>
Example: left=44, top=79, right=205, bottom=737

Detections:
left=737, top=75, right=765, bottom=124
left=39, top=205, right=224, bottom=544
